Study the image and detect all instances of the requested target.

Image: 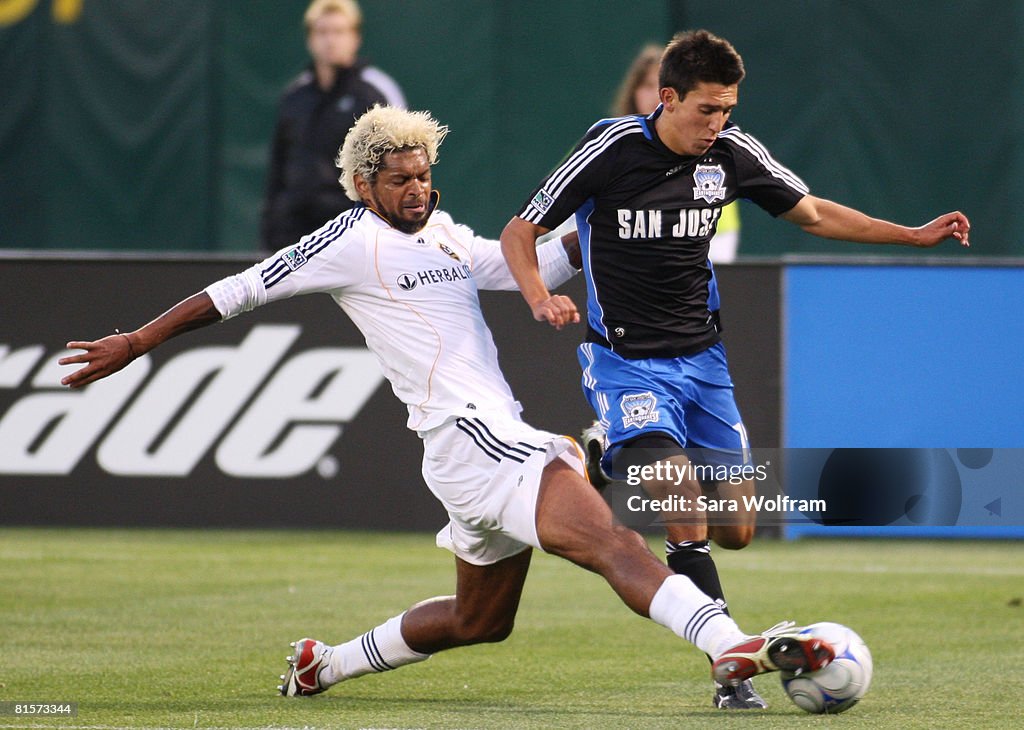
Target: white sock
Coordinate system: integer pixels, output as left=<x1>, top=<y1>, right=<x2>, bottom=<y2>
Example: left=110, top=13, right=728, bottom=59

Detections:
left=648, top=574, right=747, bottom=658
left=321, top=612, right=430, bottom=686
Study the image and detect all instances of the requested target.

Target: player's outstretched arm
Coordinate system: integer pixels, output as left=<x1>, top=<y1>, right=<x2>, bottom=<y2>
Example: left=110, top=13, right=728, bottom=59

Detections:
left=59, top=292, right=222, bottom=389
left=781, top=195, right=971, bottom=248
left=500, top=216, right=580, bottom=330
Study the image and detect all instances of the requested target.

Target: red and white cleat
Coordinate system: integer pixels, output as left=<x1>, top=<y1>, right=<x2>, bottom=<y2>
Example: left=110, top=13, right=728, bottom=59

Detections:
left=278, top=638, right=332, bottom=697
left=712, top=621, right=835, bottom=687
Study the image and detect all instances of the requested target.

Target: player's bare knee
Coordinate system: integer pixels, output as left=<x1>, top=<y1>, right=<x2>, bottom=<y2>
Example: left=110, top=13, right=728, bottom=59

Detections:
left=704, top=478, right=756, bottom=549
left=645, top=474, right=702, bottom=502
left=619, top=433, right=699, bottom=501
left=600, top=523, right=653, bottom=561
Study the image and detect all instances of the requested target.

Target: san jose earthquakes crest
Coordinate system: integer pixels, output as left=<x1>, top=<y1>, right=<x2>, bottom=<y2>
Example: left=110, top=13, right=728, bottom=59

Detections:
left=692, top=164, right=726, bottom=204
left=621, top=391, right=660, bottom=430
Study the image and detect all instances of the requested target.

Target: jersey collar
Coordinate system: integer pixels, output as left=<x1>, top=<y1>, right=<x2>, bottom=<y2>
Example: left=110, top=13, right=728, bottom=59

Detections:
left=640, top=105, right=662, bottom=140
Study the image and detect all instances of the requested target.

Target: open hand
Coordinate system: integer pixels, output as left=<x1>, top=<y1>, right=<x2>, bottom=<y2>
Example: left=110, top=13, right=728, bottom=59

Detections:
left=59, top=333, right=137, bottom=388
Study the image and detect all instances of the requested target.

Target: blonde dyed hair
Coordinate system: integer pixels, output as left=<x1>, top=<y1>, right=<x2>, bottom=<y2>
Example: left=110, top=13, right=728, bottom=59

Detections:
left=304, top=0, right=361, bottom=33
left=336, top=105, right=449, bottom=202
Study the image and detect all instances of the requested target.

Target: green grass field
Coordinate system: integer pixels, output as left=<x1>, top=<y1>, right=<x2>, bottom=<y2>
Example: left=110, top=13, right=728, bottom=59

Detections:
left=1, top=529, right=1021, bottom=729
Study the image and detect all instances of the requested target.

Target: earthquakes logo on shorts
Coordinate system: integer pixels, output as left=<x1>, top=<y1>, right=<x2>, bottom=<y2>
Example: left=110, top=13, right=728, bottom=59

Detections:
left=621, top=391, right=660, bottom=430
left=531, top=189, right=555, bottom=214
left=397, top=273, right=418, bottom=291
left=282, top=248, right=308, bottom=271
left=692, top=164, right=726, bottom=204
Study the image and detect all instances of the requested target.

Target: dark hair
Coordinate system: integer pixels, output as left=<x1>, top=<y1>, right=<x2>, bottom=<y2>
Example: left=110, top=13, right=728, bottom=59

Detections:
left=659, top=30, right=745, bottom=99
left=612, top=44, right=663, bottom=116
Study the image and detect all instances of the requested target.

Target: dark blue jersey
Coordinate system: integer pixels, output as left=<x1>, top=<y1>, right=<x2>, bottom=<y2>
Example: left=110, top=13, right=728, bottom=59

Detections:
left=518, top=107, right=807, bottom=358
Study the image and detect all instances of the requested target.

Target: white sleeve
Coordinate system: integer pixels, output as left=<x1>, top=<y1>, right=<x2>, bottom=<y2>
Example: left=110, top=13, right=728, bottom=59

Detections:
left=538, top=239, right=579, bottom=289
left=205, top=265, right=265, bottom=320
left=206, top=220, right=368, bottom=320
left=538, top=218, right=577, bottom=243
left=469, top=233, right=578, bottom=292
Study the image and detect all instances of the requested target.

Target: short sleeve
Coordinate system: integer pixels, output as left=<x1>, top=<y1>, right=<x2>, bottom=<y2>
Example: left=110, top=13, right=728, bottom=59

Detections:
left=517, top=117, right=642, bottom=230
left=721, top=126, right=809, bottom=217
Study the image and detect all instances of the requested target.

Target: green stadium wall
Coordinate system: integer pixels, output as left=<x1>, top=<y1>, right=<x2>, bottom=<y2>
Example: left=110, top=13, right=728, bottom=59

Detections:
left=1, top=0, right=1020, bottom=256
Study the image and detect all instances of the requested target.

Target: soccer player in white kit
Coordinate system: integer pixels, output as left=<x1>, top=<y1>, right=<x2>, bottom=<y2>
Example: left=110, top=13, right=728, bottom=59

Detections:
left=59, top=105, right=833, bottom=700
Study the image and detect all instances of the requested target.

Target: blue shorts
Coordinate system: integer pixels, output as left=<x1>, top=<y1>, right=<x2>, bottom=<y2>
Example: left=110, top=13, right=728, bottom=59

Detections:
left=578, top=341, right=750, bottom=471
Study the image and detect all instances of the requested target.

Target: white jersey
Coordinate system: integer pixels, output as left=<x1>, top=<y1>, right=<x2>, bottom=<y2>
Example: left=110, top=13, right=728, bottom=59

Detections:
left=206, top=202, right=577, bottom=432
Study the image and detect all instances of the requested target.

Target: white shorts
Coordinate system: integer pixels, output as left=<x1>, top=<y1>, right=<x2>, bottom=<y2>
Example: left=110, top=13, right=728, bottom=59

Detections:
left=421, top=412, right=585, bottom=566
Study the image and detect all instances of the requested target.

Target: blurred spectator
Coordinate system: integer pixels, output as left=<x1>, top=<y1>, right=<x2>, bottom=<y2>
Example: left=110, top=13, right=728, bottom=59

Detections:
left=260, top=0, right=405, bottom=252
left=614, top=43, right=740, bottom=263
left=611, top=44, right=663, bottom=119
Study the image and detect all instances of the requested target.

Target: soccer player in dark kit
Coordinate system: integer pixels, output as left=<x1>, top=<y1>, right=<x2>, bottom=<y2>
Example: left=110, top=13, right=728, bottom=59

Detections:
left=500, top=29, right=969, bottom=709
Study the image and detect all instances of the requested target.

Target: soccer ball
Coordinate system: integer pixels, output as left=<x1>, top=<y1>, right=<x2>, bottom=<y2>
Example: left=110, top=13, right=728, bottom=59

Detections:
left=781, top=622, right=873, bottom=714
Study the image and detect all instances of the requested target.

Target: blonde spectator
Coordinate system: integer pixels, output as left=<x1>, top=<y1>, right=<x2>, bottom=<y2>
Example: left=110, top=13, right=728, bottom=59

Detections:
left=260, top=0, right=406, bottom=252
